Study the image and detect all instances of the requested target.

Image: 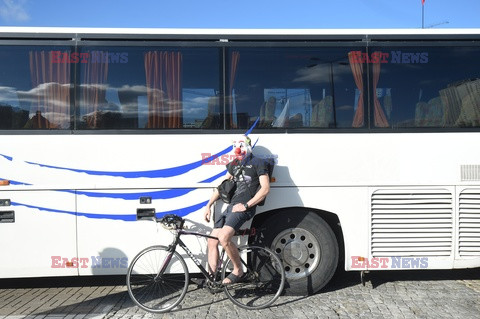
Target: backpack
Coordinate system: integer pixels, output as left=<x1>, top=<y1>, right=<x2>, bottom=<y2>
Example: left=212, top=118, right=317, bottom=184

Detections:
left=257, top=157, right=275, bottom=206
left=217, top=178, right=236, bottom=204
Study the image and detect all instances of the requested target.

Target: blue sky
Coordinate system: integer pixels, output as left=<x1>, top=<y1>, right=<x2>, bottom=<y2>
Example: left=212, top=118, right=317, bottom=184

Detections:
left=0, top=0, right=478, bottom=29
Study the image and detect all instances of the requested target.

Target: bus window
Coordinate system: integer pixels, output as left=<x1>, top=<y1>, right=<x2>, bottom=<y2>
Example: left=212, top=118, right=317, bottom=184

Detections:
left=0, top=46, right=72, bottom=130
left=371, top=46, right=480, bottom=129
left=77, top=47, right=221, bottom=130
left=227, top=47, right=365, bottom=130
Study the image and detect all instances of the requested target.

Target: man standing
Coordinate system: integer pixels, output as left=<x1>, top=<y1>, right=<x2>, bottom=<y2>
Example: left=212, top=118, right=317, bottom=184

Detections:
left=204, top=135, right=270, bottom=284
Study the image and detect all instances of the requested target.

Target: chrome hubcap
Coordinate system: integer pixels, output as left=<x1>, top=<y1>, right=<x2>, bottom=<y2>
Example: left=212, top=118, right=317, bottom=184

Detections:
left=271, top=228, right=320, bottom=280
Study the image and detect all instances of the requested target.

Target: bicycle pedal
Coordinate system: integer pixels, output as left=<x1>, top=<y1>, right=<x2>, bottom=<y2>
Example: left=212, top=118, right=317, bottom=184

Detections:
left=206, top=285, right=223, bottom=294
left=208, top=287, right=223, bottom=294
left=191, top=278, right=206, bottom=288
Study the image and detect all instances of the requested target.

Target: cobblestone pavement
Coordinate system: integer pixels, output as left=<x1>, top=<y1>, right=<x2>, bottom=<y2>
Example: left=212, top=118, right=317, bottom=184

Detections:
left=0, top=269, right=479, bottom=319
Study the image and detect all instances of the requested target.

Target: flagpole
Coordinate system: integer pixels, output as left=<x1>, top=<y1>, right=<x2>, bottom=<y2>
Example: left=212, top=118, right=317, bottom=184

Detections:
left=422, top=3, right=425, bottom=29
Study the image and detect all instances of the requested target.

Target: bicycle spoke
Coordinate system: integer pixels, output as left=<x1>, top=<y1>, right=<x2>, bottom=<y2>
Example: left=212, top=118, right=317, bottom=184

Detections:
left=127, top=246, right=189, bottom=313
left=223, top=246, right=285, bottom=310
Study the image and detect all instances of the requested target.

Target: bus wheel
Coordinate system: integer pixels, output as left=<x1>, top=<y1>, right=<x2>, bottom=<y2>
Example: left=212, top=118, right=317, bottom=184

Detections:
left=262, top=211, right=339, bottom=295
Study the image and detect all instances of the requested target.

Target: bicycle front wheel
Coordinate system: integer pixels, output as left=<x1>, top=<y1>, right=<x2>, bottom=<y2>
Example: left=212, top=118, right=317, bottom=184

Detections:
left=223, top=245, right=285, bottom=310
left=126, top=245, right=189, bottom=313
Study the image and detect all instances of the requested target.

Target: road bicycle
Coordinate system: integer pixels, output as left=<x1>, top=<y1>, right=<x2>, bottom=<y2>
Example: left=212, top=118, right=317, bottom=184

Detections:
left=126, top=214, right=285, bottom=313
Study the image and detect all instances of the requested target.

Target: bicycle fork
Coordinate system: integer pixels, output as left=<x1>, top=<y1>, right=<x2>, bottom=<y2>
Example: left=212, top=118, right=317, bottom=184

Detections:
left=154, top=245, right=176, bottom=281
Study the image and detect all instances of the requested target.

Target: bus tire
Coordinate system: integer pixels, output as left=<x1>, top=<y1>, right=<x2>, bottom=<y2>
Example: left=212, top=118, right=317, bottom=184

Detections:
left=261, top=211, right=339, bottom=295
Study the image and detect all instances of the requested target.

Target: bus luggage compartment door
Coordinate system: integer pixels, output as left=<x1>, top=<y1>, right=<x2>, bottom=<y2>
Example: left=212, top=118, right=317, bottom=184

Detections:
left=0, top=190, right=78, bottom=278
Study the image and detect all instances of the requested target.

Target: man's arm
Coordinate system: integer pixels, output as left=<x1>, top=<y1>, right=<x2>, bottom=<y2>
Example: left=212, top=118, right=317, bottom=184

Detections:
left=232, top=174, right=270, bottom=213
left=204, top=172, right=233, bottom=222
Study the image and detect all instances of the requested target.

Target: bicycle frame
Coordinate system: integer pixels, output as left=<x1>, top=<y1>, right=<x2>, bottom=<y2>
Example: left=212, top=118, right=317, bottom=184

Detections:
left=127, top=219, right=285, bottom=312
left=159, top=229, right=223, bottom=282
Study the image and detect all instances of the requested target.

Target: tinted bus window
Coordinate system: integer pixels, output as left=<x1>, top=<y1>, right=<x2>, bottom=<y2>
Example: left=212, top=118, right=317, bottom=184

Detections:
left=369, top=45, right=480, bottom=129
left=226, top=47, right=365, bottom=130
left=0, top=46, right=73, bottom=130
left=77, top=46, right=221, bottom=130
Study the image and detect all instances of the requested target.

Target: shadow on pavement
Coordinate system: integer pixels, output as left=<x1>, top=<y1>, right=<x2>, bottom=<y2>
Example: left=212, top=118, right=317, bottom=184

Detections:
left=1, top=268, right=478, bottom=316
left=368, top=267, right=480, bottom=289
left=319, top=267, right=480, bottom=293
left=0, top=275, right=127, bottom=289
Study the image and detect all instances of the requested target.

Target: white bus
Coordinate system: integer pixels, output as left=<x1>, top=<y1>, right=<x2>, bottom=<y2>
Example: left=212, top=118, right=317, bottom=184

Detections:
left=1, top=27, right=479, bottom=295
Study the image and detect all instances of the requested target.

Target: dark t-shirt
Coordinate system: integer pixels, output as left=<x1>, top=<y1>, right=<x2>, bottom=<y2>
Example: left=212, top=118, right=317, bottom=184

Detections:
left=226, top=155, right=268, bottom=205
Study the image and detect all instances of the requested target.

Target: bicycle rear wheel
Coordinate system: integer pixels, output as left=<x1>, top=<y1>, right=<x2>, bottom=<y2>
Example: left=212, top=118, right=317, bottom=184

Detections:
left=126, top=246, right=189, bottom=313
left=223, top=245, right=285, bottom=310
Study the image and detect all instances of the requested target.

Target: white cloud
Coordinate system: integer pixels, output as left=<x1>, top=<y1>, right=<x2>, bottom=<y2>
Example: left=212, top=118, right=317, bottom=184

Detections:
left=0, top=0, right=29, bottom=23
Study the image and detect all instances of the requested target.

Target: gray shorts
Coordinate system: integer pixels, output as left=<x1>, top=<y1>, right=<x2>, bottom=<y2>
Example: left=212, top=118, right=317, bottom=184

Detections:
left=214, top=204, right=255, bottom=231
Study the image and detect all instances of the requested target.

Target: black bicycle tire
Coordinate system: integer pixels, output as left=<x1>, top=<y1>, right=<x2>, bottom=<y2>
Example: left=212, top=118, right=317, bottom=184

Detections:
left=222, top=245, right=285, bottom=310
left=126, top=245, right=189, bottom=313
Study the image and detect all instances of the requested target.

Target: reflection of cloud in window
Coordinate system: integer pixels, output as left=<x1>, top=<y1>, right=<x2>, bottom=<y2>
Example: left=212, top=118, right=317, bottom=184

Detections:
left=293, top=64, right=352, bottom=85
left=182, top=89, right=215, bottom=123
left=336, top=105, right=353, bottom=111
left=0, top=85, right=20, bottom=108
left=16, top=82, right=71, bottom=129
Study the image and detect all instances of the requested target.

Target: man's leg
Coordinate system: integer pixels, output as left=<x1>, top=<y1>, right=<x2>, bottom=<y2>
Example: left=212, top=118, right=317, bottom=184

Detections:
left=207, top=228, right=221, bottom=274
left=217, top=225, right=243, bottom=284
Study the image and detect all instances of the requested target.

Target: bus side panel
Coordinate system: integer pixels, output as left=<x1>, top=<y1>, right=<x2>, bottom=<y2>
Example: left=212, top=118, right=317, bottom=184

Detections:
left=455, top=186, right=480, bottom=268
left=260, top=186, right=370, bottom=272
left=75, top=188, right=214, bottom=275
left=367, top=186, right=456, bottom=271
left=0, top=190, right=77, bottom=278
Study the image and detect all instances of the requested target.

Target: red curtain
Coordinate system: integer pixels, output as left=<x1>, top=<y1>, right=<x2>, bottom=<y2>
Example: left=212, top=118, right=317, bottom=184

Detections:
left=81, top=51, right=109, bottom=128
left=144, top=51, right=182, bottom=128
left=372, top=55, right=389, bottom=127
left=349, top=51, right=364, bottom=128
left=28, top=51, right=70, bottom=129
left=349, top=51, right=389, bottom=128
left=228, top=51, right=240, bottom=128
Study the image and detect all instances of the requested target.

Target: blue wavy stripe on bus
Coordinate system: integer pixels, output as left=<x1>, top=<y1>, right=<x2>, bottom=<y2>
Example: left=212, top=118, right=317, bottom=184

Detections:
left=0, top=176, right=222, bottom=200
left=10, top=200, right=208, bottom=221
left=199, top=169, right=227, bottom=183
left=70, top=188, right=196, bottom=200
left=0, top=154, right=13, bottom=161
left=2, top=118, right=259, bottom=180
left=24, top=145, right=232, bottom=178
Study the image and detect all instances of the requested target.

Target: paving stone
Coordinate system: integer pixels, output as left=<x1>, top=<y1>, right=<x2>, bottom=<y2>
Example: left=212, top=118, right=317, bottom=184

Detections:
left=1, top=269, right=479, bottom=319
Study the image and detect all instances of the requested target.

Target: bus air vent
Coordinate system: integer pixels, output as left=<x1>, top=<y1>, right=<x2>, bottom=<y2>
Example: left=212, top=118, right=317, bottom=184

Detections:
left=458, top=189, right=480, bottom=257
left=371, top=189, right=453, bottom=257
left=461, top=165, right=480, bottom=181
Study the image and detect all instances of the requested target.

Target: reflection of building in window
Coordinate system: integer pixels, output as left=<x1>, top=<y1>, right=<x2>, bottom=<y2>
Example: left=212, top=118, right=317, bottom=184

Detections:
left=259, top=96, right=276, bottom=128
left=376, top=88, right=392, bottom=120
left=440, top=78, right=480, bottom=127
left=311, top=96, right=333, bottom=127
left=24, top=110, right=59, bottom=129
left=0, top=104, right=29, bottom=129
left=200, top=96, right=221, bottom=129
left=262, top=89, right=312, bottom=128
left=415, top=97, right=444, bottom=127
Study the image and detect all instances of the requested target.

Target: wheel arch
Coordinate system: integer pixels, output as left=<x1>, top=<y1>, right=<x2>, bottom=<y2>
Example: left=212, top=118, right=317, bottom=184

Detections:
left=250, top=206, right=345, bottom=274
